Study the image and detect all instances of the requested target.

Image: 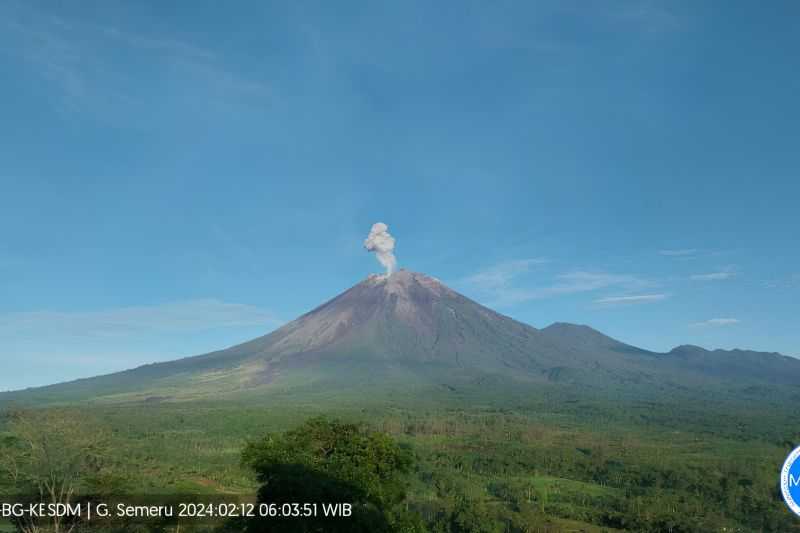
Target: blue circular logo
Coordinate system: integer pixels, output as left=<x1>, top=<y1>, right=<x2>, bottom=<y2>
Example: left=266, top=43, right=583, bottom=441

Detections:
left=782, top=446, right=800, bottom=517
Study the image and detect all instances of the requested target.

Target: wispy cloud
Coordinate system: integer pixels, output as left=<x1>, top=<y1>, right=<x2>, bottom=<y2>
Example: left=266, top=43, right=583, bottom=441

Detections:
left=0, top=299, right=283, bottom=339
left=460, top=261, right=653, bottom=307
left=763, top=273, right=800, bottom=289
left=461, top=259, right=549, bottom=292
left=690, top=272, right=734, bottom=281
left=659, top=249, right=697, bottom=257
left=690, top=266, right=737, bottom=281
left=0, top=300, right=283, bottom=391
left=593, top=294, right=668, bottom=306
left=546, top=272, right=653, bottom=298
left=0, top=4, right=269, bottom=120
left=689, top=318, right=740, bottom=328
left=616, top=2, right=683, bottom=34
left=100, top=26, right=216, bottom=60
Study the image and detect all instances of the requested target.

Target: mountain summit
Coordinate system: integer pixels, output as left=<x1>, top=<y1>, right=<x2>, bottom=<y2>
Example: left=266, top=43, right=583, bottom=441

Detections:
left=5, top=270, right=800, bottom=404
left=255, top=269, right=566, bottom=372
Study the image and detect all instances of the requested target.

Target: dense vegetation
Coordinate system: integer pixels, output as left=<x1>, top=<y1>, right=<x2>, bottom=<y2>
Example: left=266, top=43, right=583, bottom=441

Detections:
left=241, top=417, right=423, bottom=532
left=0, top=392, right=798, bottom=532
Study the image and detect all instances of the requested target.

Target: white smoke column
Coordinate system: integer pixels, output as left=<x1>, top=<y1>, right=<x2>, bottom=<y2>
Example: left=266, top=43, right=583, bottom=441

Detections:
left=364, top=222, right=397, bottom=275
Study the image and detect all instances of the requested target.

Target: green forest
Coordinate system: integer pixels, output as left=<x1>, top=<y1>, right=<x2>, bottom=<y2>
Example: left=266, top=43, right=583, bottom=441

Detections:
left=1, top=390, right=798, bottom=533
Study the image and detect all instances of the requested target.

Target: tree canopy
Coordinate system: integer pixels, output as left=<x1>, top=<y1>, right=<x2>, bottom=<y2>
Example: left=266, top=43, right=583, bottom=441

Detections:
left=241, top=416, right=424, bottom=533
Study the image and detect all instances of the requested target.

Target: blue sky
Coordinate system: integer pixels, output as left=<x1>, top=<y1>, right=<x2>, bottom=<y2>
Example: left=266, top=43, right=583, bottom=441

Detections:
left=1, top=1, right=798, bottom=391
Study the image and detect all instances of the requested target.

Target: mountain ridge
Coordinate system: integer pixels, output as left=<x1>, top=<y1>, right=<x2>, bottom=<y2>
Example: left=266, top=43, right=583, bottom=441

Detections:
left=2, top=270, right=798, bottom=404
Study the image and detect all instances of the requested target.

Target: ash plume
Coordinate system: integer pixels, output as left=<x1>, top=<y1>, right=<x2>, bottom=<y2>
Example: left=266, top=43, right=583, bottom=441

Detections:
left=364, top=222, right=397, bottom=275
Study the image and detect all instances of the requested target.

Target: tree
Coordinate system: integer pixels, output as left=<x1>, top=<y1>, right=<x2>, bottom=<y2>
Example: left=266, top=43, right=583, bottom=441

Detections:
left=1, top=408, right=110, bottom=533
left=241, top=416, right=425, bottom=533
left=449, top=499, right=503, bottom=533
left=0, top=433, right=23, bottom=485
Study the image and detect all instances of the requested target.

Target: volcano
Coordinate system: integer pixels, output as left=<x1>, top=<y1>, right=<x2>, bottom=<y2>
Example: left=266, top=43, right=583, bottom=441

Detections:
left=5, top=270, right=800, bottom=405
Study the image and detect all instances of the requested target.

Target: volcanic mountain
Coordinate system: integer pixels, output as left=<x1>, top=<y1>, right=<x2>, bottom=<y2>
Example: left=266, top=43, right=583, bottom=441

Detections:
left=5, top=270, right=800, bottom=405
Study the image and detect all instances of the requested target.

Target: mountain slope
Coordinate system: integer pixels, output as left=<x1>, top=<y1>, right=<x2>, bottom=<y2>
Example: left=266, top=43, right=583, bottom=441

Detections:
left=662, top=344, right=800, bottom=386
left=3, top=270, right=799, bottom=405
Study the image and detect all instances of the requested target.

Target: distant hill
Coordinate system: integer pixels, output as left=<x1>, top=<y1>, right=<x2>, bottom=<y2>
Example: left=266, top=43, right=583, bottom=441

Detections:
left=3, top=270, right=799, bottom=405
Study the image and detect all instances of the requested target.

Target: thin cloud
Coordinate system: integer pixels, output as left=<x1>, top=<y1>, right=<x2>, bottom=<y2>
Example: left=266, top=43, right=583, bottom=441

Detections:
left=462, top=259, right=549, bottom=292
left=554, top=272, right=650, bottom=292
left=659, top=249, right=697, bottom=257
left=0, top=299, right=283, bottom=339
left=613, top=2, right=683, bottom=34
left=461, top=261, right=653, bottom=307
left=593, top=294, right=668, bottom=306
left=690, top=272, right=735, bottom=281
left=101, top=26, right=216, bottom=60
left=689, top=318, right=740, bottom=328
left=0, top=4, right=269, bottom=120
left=0, top=300, right=283, bottom=392
left=763, top=273, right=800, bottom=289
left=690, top=266, right=737, bottom=281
